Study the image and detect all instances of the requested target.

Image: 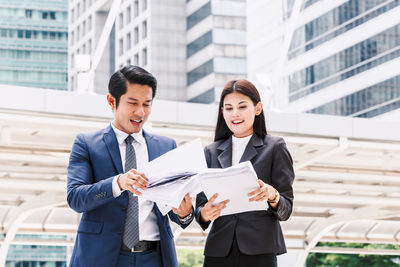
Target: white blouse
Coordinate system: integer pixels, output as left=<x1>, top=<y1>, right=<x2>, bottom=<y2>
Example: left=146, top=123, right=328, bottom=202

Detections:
left=231, top=134, right=252, bottom=165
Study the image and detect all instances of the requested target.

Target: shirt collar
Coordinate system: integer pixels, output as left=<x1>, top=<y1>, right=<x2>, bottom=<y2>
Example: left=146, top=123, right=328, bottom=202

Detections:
left=110, top=122, right=146, bottom=146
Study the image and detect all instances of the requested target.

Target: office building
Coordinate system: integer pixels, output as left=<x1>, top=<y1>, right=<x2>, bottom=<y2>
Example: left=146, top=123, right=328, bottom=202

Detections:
left=0, top=0, right=68, bottom=90
left=186, top=0, right=247, bottom=103
left=69, top=0, right=187, bottom=99
left=69, top=0, right=247, bottom=103
left=247, top=0, right=400, bottom=119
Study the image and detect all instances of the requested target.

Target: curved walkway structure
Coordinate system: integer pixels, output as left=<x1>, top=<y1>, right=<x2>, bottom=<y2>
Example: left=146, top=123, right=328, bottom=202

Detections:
left=0, top=86, right=399, bottom=266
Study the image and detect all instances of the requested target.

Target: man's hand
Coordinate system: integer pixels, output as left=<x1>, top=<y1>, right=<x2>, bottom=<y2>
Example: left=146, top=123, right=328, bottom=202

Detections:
left=200, top=193, right=229, bottom=223
left=172, top=193, right=193, bottom=218
left=248, top=179, right=277, bottom=202
left=117, top=169, right=149, bottom=196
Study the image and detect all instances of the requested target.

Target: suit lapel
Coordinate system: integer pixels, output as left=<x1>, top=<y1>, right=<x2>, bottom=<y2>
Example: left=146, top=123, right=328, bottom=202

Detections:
left=143, top=130, right=160, bottom=161
left=240, top=134, right=264, bottom=163
left=217, top=137, right=232, bottom=168
left=103, top=125, right=123, bottom=174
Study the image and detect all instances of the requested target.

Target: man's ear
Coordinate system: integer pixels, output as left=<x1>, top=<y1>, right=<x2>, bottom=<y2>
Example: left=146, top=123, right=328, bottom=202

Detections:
left=255, top=101, right=263, bottom=116
left=107, top=94, right=116, bottom=109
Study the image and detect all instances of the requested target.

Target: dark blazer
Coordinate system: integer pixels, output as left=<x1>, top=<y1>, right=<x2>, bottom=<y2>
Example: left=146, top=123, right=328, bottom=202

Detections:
left=195, top=134, right=294, bottom=257
left=67, top=125, right=193, bottom=267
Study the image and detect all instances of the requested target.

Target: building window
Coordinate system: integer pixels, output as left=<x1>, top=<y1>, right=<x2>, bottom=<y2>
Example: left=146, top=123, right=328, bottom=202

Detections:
left=187, top=59, right=213, bottom=85
left=187, top=2, right=211, bottom=30
left=88, top=39, right=92, bottom=54
left=119, top=12, right=124, bottom=29
left=134, top=53, right=139, bottom=65
left=50, top=11, right=56, bottom=20
left=134, top=27, right=139, bottom=44
left=71, top=8, right=75, bottom=23
left=25, top=9, right=32, bottom=18
left=127, top=33, right=131, bottom=50
left=26, top=30, right=32, bottom=39
left=42, top=11, right=48, bottom=19
left=187, top=30, right=212, bottom=58
left=134, top=0, right=139, bottom=17
left=142, top=0, right=147, bottom=11
left=127, top=7, right=131, bottom=24
left=142, top=20, right=147, bottom=39
left=83, top=21, right=86, bottom=36
left=309, top=75, right=400, bottom=118
left=88, top=15, right=92, bottom=31
left=77, top=26, right=80, bottom=41
left=77, top=3, right=81, bottom=17
left=71, top=53, right=75, bottom=68
left=83, top=0, right=86, bottom=12
left=142, top=48, right=147, bottom=66
left=119, top=38, right=124, bottom=55
left=70, top=31, right=74, bottom=45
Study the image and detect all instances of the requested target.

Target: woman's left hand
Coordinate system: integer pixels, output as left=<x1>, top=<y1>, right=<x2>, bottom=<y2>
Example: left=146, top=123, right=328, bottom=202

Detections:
left=248, top=180, right=277, bottom=202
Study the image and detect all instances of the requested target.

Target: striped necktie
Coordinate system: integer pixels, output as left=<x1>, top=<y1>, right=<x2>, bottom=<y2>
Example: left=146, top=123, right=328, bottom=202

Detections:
left=122, top=135, right=140, bottom=249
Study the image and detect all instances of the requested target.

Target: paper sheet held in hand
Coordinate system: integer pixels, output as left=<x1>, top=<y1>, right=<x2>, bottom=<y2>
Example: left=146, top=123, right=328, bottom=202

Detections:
left=197, top=161, right=268, bottom=216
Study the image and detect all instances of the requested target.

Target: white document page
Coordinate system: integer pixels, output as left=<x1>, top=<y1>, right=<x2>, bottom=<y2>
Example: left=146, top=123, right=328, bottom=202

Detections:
left=140, top=139, right=206, bottom=214
left=197, top=161, right=268, bottom=216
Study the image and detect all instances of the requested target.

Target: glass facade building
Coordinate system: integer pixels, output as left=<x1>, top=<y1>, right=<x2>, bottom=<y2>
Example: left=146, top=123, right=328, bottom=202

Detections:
left=248, top=0, right=400, bottom=119
left=4, top=234, right=68, bottom=267
left=287, top=0, right=400, bottom=118
left=186, top=0, right=247, bottom=103
left=0, top=0, right=68, bottom=90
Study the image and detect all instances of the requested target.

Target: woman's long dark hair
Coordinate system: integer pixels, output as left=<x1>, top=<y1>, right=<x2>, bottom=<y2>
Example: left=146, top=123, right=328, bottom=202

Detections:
left=214, top=79, right=267, bottom=141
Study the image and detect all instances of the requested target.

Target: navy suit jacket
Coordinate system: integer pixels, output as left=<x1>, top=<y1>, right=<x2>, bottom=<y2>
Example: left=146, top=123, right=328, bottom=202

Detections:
left=195, top=134, right=294, bottom=257
left=67, top=125, right=192, bottom=267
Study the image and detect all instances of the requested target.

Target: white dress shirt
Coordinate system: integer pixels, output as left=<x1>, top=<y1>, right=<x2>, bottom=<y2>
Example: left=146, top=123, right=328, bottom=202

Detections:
left=232, top=134, right=252, bottom=165
left=110, top=123, right=160, bottom=241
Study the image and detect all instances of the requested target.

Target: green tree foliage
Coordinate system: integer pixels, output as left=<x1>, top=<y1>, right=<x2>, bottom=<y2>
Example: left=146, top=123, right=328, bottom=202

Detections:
left=177, top=248, right=204, bottom=267
left=307, top=243, right=400, bottom=267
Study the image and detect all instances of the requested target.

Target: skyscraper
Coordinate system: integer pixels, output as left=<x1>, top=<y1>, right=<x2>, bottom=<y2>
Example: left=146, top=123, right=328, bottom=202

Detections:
left=69, top=0, right=247, bottom=103
left=69, top=0, right=187, bottom=99
left=186, top=0, right=247, bottom=103
left=248, top=0, right=400, bottom=119
left=0, top=0, right=68, bottom=90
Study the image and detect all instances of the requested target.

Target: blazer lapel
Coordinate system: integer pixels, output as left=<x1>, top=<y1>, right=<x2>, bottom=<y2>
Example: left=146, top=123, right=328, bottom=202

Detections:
left=217, top=137, right=232, bottom=168
left=143, top=130, right=160, bottom=161
left=103, top=125, right=123, bottom=174
left=240, top=134, right=264, bottom=163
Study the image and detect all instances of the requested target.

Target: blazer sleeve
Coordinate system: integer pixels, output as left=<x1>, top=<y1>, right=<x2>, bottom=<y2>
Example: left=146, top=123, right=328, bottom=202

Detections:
left=268, top=138, right=295, bottom=221
left=195, top=147, right=212, bottom=230
left=67, top=134, right=115, bottom=213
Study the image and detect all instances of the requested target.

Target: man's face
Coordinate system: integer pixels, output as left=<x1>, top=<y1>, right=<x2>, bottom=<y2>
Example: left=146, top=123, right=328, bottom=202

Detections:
left=108, top=82, right=153, bottom=134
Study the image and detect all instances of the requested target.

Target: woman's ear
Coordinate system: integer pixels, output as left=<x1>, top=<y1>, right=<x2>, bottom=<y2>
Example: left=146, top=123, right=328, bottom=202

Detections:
left=255, top=101, right=263, bottom=116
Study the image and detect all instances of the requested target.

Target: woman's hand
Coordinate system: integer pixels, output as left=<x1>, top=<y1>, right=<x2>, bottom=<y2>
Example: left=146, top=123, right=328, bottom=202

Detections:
left=200, top=193, right=230, bottom=222
left=248, top=180, right=279, bottom=206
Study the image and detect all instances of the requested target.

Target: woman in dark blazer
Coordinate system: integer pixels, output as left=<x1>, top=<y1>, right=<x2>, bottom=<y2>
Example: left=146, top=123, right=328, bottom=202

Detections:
left=195, top=79, right=295, bottom=267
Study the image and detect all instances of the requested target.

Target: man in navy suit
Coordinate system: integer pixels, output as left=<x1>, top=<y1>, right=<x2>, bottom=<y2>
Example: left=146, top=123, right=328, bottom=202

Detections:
left=67, top=65, right=194, bottom=267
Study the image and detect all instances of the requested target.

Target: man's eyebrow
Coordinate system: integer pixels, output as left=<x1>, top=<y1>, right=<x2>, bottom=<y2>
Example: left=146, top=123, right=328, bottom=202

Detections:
left=127, top=97, right=152, bottom=103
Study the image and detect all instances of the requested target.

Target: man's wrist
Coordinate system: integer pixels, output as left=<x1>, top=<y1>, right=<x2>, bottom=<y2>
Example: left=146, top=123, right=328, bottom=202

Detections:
left=178, top=211, right=193, bottom=223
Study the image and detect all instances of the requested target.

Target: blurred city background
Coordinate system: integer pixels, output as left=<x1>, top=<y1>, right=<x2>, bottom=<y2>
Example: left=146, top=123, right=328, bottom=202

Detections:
left=0, top=0, right=399, bottom=266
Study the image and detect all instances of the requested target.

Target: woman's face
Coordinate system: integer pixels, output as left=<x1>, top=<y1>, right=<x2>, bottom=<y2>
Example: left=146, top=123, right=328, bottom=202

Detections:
left=222, top=92, right=262, bottom=138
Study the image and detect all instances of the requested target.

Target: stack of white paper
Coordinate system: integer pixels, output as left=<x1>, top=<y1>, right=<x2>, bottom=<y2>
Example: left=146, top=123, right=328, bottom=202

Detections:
left=196, top=161, right=268, bottom=216
left=140, top=139, right=206, bottom=214
left=138, top=139, right=268, bottom=216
